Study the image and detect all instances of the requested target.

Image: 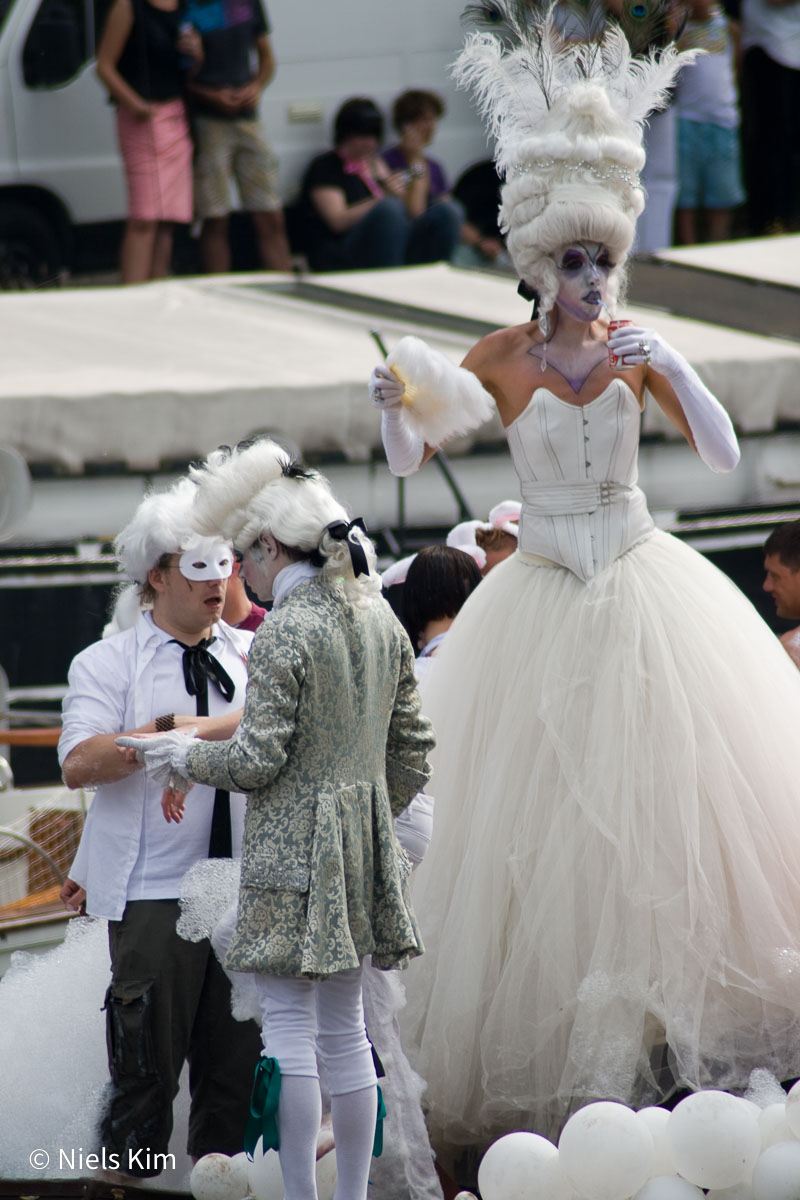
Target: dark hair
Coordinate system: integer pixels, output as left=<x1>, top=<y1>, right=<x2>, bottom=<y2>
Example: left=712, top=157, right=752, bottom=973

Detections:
left=333, top=97, right=383, bottom=146
left=764, top=520, right=800, bottom=571
left=403, top=545, right=482, bottom=650
left=392, top=88, right=445, bottom=132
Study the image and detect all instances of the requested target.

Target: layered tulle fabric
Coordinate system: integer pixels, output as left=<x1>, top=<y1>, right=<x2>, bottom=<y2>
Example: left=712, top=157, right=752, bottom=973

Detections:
left=402, top=530, right=800, bottom=1154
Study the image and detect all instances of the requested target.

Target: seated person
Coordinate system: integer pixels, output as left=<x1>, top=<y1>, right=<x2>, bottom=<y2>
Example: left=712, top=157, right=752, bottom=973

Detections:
left=383, top=89, right=462, bottom=232
left=297, top=96, right=461, bottom=271
left=451, top=158, right=507, bottom=268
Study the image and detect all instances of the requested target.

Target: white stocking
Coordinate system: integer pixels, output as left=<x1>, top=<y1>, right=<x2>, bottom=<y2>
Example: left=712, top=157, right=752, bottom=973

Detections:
left=277, top=1074, right=322, bottom=1200
left=330, top=1084, right=378, bottom=1200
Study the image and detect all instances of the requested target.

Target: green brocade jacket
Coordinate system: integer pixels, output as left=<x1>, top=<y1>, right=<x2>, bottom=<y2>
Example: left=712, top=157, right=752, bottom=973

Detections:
left=186, top=577, right=435, bottom=978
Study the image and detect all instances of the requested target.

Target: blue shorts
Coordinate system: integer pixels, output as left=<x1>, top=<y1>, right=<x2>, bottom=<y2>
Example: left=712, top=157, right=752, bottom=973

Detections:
left=677, top=118, right=745, bottom=209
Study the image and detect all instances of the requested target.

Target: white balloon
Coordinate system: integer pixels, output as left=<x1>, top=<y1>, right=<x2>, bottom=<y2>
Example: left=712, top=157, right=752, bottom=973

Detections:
left=760, top=1102, right=796, bottom=1149
left=478, top=1131, right=572, bottom=1200
left=558, top=1102, right=654, bottom=1200
left=632, top=1178, right=704, bottom=1200
left=190, top=1154, right=249, bottom=1200
left=786, top=1080, right=800, bottom=1140
left=637, top=1107, right=677, bottom=1175
left=751, top=1141, right=800, bottom=1200
left=246, top=1141, right=283, bottom=1200
left=666, top=1091, right=761, bottom=1189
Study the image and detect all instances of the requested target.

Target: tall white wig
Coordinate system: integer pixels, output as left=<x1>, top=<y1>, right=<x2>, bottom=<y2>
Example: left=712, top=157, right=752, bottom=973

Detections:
left=190, top=440, right=381, bottom=606
left=453, top=3, right=698, bottom=316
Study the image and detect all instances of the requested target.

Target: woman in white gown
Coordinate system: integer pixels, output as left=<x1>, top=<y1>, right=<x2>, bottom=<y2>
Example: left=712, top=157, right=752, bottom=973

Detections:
left=368, top=7, right=800, bottom=1182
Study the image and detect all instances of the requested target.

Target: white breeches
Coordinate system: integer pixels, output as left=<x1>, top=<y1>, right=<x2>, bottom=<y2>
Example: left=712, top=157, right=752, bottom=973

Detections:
left=253, top=965, right=377, bottom=1095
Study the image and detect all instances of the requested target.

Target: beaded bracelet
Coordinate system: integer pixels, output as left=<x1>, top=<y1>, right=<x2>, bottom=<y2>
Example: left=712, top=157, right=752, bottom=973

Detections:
left=155, top=713, right=175, bottom=732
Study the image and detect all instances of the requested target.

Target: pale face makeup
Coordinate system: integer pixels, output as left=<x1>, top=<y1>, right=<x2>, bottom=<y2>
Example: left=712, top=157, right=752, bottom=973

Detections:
left=241, top=536, right=292, bottom=603
left=554, top=242, right=614, bottom=322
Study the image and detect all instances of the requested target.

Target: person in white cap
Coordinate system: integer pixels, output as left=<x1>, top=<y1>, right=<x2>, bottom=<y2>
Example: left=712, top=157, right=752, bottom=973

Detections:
left=119, top=439, right=434, bottom=1200
left=446, top=501, right=521, bottom=577
left=58, top=476, right=260, bottom=1178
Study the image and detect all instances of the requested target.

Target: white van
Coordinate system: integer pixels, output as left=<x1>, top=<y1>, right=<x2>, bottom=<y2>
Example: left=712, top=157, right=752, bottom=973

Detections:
left=0, top=0, right=486, bottom=282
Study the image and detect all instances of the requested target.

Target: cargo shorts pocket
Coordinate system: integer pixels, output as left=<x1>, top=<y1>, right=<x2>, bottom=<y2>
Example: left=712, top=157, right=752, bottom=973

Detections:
left=104, top=980, right=157, bottom=1081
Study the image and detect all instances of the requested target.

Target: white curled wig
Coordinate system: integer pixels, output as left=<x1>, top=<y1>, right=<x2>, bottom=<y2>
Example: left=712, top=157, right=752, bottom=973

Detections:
left=190, top=439, right=381, bottom=607
left=104, top=477, right=232, bottom=634
left=453, top=3, right=698, bottom=317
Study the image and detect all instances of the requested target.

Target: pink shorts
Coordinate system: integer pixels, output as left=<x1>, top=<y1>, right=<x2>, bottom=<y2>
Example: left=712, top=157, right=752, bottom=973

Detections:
left=116, top=97, right=192, bottom=223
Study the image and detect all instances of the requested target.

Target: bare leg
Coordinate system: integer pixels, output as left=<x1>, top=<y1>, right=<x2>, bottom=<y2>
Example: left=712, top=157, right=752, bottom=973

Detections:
left=706, top=207, right=733, bottom=243
left=120, top=218, right=158, bottom=284
left=201, top=215, right=232, bottom=274
left=675, top=207, right=698, bottom=246
left=250, top=208, right=293, bottom=272
left=150, top=222, right=174, bottom=279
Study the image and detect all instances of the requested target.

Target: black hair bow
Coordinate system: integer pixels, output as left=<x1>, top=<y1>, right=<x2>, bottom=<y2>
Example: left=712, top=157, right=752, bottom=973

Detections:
left=517, top=279, right=541, bottom=318
left=326, top=518, right=369, bottom=578
left=173, top=637, right=236, bottom=705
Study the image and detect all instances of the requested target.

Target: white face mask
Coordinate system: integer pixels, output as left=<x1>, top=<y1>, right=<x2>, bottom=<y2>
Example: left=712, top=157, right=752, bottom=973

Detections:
left=178, top=540, right=234, bottom=581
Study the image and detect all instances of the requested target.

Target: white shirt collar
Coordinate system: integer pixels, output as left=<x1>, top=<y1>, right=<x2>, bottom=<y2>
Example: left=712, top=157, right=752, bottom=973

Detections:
left=272, top=561, right=320, bottom=610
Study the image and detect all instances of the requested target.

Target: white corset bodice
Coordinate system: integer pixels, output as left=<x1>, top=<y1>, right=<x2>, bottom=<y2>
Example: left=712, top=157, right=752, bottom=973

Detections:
left=506, top=379, right=655, bottom=582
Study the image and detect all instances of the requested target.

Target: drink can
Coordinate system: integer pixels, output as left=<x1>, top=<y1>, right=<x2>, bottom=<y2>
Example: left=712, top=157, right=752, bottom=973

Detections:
left=608, top=318, right=635, bottom=370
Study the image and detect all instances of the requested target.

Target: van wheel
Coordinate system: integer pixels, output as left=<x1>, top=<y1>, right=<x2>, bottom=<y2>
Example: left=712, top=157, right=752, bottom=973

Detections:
left=0, top=204, right=65, bottom=288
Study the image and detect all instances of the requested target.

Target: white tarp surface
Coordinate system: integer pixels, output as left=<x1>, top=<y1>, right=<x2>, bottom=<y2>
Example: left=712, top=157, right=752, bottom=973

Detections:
left=1, top=264, right=799, bottom=473
left=655, top=234, right=800, bottom=287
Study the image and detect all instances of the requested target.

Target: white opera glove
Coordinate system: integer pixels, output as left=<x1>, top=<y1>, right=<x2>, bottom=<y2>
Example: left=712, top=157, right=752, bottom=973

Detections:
left=116, top=730, right=197, bottom=792
left=381, top=407, right=425, bottom=476
left=370, top=363, right=425, bottom=476
left=369, top=363, right=405, bottom=410
left=608, top=324, right=740, bottom=473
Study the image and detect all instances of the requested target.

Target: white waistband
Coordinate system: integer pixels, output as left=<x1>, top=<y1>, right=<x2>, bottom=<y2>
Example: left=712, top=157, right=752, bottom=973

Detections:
left=520, top=480, right=632, bottom=516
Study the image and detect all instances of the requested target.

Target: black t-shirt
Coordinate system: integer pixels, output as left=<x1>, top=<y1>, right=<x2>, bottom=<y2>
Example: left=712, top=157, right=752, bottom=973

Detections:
left=452, top=160, right=503, bottom=240
left=185, top=0, right=269, bottom=116
left=297, top=150, right=373, bottom=270
left=116, top=0, right=184, bottom=101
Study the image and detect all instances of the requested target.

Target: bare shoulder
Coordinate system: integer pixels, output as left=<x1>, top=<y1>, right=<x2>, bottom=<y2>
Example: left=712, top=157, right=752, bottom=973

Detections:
left=463, top=322, right=536, bottom=374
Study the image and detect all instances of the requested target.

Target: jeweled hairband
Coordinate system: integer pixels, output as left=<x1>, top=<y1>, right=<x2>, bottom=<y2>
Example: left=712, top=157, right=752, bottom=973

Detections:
left=509, top=159, right=641, bottom=189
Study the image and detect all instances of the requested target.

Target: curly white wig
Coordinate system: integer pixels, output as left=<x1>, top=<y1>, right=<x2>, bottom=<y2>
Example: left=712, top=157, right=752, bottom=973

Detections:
left=104, top=476, right=229, bottom=634
left=190, top=440, right=381, bottom=606
left=114, top=477, right=199, bottom=585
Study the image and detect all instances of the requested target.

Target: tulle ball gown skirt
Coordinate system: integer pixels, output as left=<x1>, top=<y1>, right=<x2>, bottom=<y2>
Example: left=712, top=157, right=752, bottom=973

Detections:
left=401, top=529, right=800, bottom=1156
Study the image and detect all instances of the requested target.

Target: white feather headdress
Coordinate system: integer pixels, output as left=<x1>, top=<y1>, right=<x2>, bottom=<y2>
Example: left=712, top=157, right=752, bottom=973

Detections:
left=453, top=2, right=698, bottom=311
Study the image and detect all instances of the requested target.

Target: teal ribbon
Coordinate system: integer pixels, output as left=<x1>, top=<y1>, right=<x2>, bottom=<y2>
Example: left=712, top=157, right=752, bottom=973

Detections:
left=372, top=1085, right=386, bottom=1158
left=243, top=1056, right=282, bottom=1159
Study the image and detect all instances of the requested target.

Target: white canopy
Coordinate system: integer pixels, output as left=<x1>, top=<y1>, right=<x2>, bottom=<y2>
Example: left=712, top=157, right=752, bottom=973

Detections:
left=2, top=263, right=799, bottom=474
left=655, top=234, right=800, bottom=288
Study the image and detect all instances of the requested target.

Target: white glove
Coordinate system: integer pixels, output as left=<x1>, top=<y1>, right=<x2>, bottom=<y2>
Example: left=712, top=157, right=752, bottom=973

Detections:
left=607, top=324, right=740, bottom=473
left=369, top=363, right=425, bottom=475
left=117, top=730, right=196, bottom=792
left=369, top=363, right=405, bottom=409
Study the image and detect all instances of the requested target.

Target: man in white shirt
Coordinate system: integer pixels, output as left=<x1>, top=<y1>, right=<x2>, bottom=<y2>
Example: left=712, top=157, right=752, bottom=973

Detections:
left=58, top=479, right=261, bottom=1178
left=763, top=519, right=800, bottom=671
